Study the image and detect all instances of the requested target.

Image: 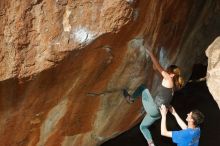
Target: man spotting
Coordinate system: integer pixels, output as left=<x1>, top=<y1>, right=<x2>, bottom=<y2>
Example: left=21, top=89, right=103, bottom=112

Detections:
left=159, top=104, right=205, bottom=146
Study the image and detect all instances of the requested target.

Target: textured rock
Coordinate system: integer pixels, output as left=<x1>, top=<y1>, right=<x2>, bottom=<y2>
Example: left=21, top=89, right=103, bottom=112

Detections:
left=0, top=0, right=220, bottom=146
left=206, top=37, right=220, bottom=109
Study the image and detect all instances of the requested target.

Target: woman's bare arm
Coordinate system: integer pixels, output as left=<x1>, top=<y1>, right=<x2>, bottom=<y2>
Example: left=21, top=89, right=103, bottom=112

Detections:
left=145, top=48, right=170, bottom=79
left=145, top=48, right=163, bottom=73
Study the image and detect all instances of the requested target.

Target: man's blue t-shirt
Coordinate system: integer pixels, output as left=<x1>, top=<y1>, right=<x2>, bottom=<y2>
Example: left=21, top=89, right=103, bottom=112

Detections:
left=172, top=128, right=200, bottom=146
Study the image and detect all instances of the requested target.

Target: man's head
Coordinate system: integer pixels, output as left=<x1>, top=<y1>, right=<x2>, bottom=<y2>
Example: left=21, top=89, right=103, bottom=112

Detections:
left=186, top=110, right=205, bottom=127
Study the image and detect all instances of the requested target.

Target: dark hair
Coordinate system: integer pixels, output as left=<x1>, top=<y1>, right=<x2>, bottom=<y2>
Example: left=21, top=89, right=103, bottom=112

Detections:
left=166, top=65, right=184, bottom=90
left=191, top=110, right=205, bottom=127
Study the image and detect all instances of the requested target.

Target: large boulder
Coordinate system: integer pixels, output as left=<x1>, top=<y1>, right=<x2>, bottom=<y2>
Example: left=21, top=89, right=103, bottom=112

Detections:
left=206, top=37, right=220, bottom=109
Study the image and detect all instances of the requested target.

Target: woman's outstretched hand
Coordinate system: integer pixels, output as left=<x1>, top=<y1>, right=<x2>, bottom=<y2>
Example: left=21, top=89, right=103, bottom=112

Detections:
left=144, top=43, right=151, bottom=54
left=145, top=47, right=151, bottom=54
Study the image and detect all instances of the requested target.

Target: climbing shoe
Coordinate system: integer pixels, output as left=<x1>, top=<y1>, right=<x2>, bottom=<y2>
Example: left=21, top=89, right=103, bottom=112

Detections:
left=123, top=89, right=134, bottom=104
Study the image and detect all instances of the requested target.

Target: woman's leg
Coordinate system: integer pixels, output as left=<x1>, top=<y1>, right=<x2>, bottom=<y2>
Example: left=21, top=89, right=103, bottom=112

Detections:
left=140, top=114, right=160, bottom=143
left=123, top=84, right=146, bottom=103
left=131, top=84, right=146, bottom=99
left=140, top=88, right=161, bottom=144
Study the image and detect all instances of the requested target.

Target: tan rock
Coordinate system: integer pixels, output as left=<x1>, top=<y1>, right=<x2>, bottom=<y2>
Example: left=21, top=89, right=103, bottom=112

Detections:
left=206, top=37, right=220, bottom=109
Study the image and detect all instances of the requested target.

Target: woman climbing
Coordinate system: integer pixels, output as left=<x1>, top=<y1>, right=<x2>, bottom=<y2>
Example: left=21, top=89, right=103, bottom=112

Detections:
left=123, top=45, right=184, bottom=146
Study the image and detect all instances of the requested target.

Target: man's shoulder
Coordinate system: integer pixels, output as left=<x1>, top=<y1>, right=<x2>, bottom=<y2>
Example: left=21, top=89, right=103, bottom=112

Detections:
left=188, top=127, right=200, bottom=133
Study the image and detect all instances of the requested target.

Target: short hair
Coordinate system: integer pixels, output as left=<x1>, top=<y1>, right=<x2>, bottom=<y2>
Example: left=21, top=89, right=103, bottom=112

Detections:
left=191, top=110, right=205, bottom=127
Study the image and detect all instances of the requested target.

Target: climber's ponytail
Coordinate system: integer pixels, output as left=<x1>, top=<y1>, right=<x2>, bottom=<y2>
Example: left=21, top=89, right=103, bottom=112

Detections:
left=166, top=65, right=185, bottom=90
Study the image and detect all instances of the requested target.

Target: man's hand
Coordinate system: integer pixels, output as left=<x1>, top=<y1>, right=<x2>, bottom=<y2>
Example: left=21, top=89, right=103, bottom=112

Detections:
left=168, top=106, right=187, bottom=129
left=160, top=104, right=172, bottom=137
left=159, top=104, right=168, bottom=117
left=168, top=106, right=177, bottom=116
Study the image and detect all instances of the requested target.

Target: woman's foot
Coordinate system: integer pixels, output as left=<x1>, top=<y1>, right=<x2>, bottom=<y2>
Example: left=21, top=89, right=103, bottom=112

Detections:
left=140, top=106, right=146, bottom=115
left=123, top=89, right=134, bottom=104
left=148, top=140, right=155, bottom=146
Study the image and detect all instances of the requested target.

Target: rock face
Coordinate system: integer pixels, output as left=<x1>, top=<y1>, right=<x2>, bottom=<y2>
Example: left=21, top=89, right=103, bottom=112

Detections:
left=0, top=0, right=220, bottom=146
left=206, top=37, right=220, bottom=109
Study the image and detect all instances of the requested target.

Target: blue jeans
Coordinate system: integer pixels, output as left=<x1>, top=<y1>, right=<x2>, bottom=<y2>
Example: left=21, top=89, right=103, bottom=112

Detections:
left=132, top=85, right=161, bottom=142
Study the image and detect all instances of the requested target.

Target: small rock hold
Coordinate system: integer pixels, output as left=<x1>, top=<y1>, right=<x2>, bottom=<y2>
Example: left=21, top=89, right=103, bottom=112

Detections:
left=56, top=0, right=68, bottom=6
left=128, top=38, right=144, bottom=49
left=103, top=45, right=112, bottom=52
left=126, top=0, right=135, bottom=5
left=30, top=118, right=41, bottom=125
left=133, top=9, right=139, bottom=21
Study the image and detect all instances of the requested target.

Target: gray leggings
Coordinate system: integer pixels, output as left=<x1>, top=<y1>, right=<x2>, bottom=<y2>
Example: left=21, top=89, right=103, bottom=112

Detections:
left=131, top=85, right=161, bottom=142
